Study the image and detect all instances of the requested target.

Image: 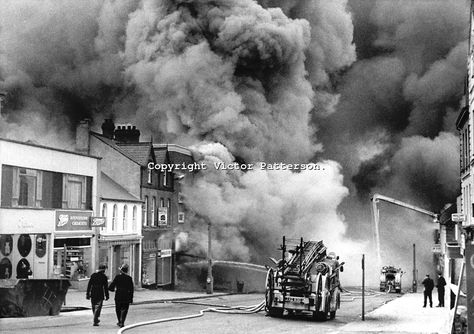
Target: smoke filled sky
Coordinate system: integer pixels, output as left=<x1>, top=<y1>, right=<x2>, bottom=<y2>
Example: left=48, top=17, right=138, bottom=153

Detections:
left=0, top=0, right=470, bottom=283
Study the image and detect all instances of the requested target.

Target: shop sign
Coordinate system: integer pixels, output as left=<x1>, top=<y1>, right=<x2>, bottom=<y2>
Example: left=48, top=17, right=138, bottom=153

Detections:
left=90, top=217, right=106, bottom=228
left=55, top=210, right=92, bottom=231
left=431, top=244, right=441, bottom=254
left=451, top=213, right=465, bottom=222
left=158, top=207, right=168, bottom=226
left=158, top=249, right=172, bottom=258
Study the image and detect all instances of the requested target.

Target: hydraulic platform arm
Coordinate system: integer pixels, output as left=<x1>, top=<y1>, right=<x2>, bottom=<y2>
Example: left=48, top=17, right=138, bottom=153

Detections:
left=371, top=193, right=439, bottom=266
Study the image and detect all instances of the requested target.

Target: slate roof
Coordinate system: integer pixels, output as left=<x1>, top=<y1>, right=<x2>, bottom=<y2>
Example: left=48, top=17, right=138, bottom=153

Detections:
left=91, top=132, right=152, bottom=167
left=154, top=147, right=168, bottom=164
left=101, top=172, right=142, bottom=202
left=117, top=142, right=153, bottom=166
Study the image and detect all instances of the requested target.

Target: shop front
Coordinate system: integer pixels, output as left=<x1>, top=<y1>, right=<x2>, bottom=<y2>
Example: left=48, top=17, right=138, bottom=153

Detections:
left=52, top=210, right=94, bottom=287
left=98, top=236, right=141, bottom=286
left=141, top=238, right=173, bottom=288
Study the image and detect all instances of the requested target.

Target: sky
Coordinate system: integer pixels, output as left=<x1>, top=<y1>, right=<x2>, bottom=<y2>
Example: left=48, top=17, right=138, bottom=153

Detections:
left=0, top=0, right=470, bottom=285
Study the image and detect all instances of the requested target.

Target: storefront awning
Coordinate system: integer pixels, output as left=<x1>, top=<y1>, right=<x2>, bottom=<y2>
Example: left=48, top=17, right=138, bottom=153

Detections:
left=99, top=234, right=142, bottom=246
left=54, top=231, right=93, bottom=239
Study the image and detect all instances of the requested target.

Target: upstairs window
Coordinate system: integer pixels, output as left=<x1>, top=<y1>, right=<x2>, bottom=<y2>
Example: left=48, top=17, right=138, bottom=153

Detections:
left=123, top=205, right=128, bottom=231
left=132, top=205, right=137, bottom=232
left=18, top=168, right=37, bottom=207
left=147, top=168, right=152, bottom=184
left=112, top=204, right=118, bottom=231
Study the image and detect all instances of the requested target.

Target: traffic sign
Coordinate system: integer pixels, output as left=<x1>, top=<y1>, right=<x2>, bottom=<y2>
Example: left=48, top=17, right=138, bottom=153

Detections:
left=452, top=213, right=466, bottom=222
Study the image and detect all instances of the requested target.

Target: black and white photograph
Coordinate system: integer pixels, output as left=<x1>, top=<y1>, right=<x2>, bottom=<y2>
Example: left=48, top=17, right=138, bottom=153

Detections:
left=0, top=0, right=472, bottom=333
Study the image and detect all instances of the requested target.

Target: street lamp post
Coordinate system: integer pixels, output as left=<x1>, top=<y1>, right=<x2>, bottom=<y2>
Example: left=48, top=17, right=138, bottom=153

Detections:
left=206, top=220, right=213, bottom=294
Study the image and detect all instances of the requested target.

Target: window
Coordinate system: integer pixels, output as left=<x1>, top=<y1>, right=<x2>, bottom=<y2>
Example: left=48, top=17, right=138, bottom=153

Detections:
left=1, top=166, right=91, bottom=209
left=178, top=212, right=185, bottom=224
left=132, top=205, right=137, bottom=232
left=152, top=197, right=156, bottom=227
left=143, top=196, right=148, bottom=227
left=18, top=168, right=37, bottom=206
left=167, top=198, right=171, bottom=208
left=123, top=205, right=128, bottom=231
left=101, top=203, right=107, bottom=232
left=147, top=168, right=152, bottom=184
left=163, top=170, right=167, bottom=187
left=112, top=204, right=118, bottom=231
left=160, top=198, right=164, bottom=208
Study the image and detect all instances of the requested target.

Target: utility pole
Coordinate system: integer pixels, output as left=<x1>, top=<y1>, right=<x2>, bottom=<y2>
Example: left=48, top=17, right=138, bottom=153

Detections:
left=206, top=220, right=213, bottom=294
left=413, top=243, right=417, bottom=292
left=362, top=254, right=365, bottom=321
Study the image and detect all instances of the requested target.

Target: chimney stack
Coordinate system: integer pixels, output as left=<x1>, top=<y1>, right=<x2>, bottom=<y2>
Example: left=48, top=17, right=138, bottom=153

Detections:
left=76, top=119, right=91, bottom=154
left=114, top=124, right=140, bottom=143
left=102, top=119, right=115, bottom=139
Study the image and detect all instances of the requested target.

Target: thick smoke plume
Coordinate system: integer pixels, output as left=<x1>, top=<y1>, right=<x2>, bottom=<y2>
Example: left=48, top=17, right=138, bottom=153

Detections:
left=0, top=0, right=470, bottom=285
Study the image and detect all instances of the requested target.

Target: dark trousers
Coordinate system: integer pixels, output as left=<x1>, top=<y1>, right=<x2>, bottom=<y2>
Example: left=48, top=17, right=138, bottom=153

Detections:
left=115, top=302, right=130, bottom=325
left=91, top=299, right=103, bottom=324
left=423, top=290, right=433, bottom=307
left=438, top=288, right=445, bottom=307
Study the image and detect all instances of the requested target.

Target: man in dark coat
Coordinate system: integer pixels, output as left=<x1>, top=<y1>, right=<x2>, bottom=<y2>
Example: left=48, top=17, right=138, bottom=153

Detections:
left=109, top=263, right=134, bottom=328
left=436, top=273, right=447, bottom=307
left=86, top=264, right=109, bottom=326
left=421, top=274, right=434, bottom=308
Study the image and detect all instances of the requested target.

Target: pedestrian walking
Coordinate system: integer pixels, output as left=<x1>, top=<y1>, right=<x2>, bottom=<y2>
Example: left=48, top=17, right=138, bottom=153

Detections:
left=86, top=264, right=109, bottom=326
left=421, top=274, right=434, bottom=308
left=436, top=273, right=447, bottom=307
left=109, top=263, right=134, bottom=328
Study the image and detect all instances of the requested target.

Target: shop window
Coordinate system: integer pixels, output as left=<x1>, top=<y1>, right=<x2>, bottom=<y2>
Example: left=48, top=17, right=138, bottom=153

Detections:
left=132, top=205, right=137, bottom=232
left=123, top=205, right=128, bottom=231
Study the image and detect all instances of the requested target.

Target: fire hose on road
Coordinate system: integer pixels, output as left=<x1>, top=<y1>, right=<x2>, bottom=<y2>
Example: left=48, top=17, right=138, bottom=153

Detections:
left=117, top=288, right=384, bottom=333
left=117, top=300, right=266, bottom=333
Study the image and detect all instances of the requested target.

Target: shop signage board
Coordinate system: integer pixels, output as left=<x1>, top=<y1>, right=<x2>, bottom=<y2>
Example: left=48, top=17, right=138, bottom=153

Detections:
left=451, top=213, right=466, bottom=222
left=55, top=210, right=92, bottom=231
left=158, top=249, right=172, bottom=258
left=431, top=244, right=441, bottom=254
left=90, top=217, right=106, bottom=227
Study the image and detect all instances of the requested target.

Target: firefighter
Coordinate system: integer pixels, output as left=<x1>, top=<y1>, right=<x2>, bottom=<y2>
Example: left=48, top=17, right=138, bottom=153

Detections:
left=436, top=273, right=446, bottom=307
left=421, top=274, right=434, bottom=308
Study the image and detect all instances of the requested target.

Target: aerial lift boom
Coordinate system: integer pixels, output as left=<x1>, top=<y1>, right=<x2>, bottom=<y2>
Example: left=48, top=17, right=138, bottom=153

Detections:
left=371, top=193, right=439, bottom=270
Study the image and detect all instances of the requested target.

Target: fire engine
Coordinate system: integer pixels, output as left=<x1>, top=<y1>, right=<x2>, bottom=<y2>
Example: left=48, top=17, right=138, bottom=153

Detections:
left=379, top=266, right=403, bottom=293
left=265, top=237, right=344, bottom=320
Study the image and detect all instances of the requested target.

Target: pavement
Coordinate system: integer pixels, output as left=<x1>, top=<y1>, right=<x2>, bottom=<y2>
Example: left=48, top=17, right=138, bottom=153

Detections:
left=62, top=287, right=229, bottom=310
left=333, top=291, right=452, bottom=334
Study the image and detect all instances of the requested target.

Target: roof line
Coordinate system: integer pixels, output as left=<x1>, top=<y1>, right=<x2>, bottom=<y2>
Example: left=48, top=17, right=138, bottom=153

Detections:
left=0, top=137, right=102, bottom=160
left=91, top=131, right=141, bottom=166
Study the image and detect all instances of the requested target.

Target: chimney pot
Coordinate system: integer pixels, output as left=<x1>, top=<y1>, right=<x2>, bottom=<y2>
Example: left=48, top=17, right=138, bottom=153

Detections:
left=102, top=119, right=115, bottom=139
